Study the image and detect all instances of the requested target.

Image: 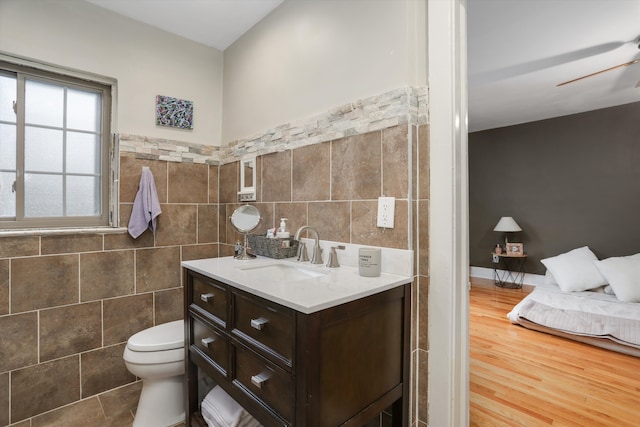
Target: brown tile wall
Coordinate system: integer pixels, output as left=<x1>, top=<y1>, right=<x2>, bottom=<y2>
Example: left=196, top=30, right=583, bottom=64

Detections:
left=413, top=123, right=430, bottom=425
left=0, top=122, right=428, bottom=426
left=218, top=124, right=413, bottom=251
left=0, top=153, right=219, bottom=426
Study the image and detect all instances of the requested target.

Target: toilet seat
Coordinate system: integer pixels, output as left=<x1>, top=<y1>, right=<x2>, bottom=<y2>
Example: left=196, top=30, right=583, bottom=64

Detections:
left=127, top=320, right=184, bottom=352
left=123, top=346, right=184, bottom=365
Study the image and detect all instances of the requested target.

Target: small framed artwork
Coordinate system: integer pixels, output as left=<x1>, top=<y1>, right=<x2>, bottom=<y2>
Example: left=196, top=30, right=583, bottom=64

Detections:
left=506, top=243, right=523, bottom=256
left=156, top=95, right=194, bottom=129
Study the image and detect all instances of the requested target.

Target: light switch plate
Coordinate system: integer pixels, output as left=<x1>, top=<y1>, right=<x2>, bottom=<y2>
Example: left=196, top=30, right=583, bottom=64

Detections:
left=377, top=196, right=395, bottom=228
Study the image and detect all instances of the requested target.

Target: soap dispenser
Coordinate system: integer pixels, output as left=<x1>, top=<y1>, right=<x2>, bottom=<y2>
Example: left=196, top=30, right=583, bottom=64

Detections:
left=276, top=218, right=290, bottom=238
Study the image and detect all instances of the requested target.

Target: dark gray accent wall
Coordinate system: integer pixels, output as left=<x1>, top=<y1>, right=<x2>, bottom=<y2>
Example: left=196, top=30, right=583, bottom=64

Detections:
left=469, top=101, right=640, bottom=274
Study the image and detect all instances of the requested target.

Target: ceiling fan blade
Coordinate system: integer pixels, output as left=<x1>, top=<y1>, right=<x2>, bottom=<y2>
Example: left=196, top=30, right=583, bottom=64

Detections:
left=557, top=58, right=640, bottom=87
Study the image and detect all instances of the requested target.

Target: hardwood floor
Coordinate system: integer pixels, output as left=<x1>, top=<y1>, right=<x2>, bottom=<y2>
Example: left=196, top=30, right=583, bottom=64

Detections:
left=469, top=281, right=640, bottom=426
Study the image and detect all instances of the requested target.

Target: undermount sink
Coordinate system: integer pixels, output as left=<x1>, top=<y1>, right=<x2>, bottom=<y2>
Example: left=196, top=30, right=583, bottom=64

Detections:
left=239, top=263, right=327, bottom=282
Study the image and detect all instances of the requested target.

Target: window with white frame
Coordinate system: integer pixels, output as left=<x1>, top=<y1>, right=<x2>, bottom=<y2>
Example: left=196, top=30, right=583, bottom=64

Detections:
left=0, top=61, right=113, bottom=229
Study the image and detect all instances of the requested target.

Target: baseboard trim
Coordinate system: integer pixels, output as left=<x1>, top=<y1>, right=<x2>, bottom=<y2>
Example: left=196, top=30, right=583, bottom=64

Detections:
left=470, top=266, right=547, bottom=287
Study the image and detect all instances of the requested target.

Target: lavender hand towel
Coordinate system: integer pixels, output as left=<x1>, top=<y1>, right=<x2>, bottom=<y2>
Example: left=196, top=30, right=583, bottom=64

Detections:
left=128, top=167, right=162, bottom=238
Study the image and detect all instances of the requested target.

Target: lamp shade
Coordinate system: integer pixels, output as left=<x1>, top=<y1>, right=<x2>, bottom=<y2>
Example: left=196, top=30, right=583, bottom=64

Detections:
left=493, top=217, right=522, bottom=232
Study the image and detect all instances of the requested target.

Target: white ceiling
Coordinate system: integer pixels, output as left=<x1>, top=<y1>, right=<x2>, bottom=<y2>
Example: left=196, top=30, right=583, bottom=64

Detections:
left=85, top=0, right=640, bottom=132
left=468, top=0, right=640, bottom=132
left=85, top=0, right=283, bottom=51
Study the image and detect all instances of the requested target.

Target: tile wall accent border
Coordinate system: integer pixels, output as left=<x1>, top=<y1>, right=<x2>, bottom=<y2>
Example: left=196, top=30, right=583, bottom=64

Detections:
left=119, top=86, right=427, bottom=165
left=119, top=134, right=219, bottom=165
left=220, top=86, right=428, bottom=164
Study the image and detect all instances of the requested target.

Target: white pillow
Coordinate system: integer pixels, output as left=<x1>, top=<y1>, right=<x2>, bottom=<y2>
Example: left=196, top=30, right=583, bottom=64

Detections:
left=544, top=270, right=558, bottom=286
left=588, top=285, right=616, bottom=295
left=592, top=253, right=640, bottom=303
left=540, top=246, right=607, bottom=292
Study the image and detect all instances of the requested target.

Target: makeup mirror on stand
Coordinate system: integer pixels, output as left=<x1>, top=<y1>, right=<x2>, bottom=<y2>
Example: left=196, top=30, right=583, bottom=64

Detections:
left=230, top=205, right=261, bottom=260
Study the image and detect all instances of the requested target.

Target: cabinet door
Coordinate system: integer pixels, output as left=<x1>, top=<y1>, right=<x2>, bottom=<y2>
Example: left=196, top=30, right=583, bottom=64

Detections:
left=190, top=273, right=228, bottom=328
left=191, top=315, right=229, bottom=379
left=233, top=344, right=295, bottom=424
left=232, top=291, right=294, bottom=369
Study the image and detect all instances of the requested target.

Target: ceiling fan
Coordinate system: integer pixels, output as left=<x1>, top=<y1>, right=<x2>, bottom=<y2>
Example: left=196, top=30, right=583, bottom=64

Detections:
left=557, top=40, right=640, bottom=87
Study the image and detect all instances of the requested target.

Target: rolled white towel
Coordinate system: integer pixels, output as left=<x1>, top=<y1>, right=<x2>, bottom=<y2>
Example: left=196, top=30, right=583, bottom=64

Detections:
left=201, top=386, right=262, bottom=427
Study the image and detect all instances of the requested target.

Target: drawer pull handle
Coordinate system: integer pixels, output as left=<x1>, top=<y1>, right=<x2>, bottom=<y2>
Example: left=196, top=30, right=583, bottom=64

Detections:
left=250, top=317, right=269, bottom=330
left=200, top=293, right=214, bottom=303
left=201, top=337, right=215, bottom=348
left=251, top=373, right=269, bottom=389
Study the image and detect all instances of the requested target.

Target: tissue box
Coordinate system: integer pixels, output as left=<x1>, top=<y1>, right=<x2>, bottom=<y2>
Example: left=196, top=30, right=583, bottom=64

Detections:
left=247, top=235, right=298, bottom=259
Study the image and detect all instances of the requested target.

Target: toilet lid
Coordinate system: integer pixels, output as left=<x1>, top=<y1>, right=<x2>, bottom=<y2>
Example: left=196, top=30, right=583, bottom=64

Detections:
left=127, top=320, right=184, bottom=352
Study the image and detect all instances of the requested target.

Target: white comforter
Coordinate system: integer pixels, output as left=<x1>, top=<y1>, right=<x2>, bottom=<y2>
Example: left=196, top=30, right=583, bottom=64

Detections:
left=507, top=286, right=640, bottom=349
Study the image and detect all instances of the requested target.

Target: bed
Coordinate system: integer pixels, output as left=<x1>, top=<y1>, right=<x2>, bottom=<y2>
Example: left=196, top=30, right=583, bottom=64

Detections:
left=506, top=246, right=640, bottom=357
left=507, top=286, right=640, bottom=357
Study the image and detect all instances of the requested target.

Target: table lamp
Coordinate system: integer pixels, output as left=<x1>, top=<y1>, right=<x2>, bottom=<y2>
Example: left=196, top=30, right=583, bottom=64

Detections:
left=493, top=216, right=522, bottom=246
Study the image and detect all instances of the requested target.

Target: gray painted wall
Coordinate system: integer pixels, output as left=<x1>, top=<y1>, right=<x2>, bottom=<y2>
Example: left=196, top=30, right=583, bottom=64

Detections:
left=469, top=101, right=640, bottom=274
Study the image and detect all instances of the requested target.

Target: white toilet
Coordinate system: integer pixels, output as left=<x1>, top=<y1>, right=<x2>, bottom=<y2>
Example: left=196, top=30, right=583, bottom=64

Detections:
left=123, top=320, right=185, bottom=427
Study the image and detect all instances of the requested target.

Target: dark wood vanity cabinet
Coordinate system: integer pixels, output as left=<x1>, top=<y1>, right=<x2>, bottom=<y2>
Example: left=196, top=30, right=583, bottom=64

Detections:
left=184, top=268, right=411, bottom=427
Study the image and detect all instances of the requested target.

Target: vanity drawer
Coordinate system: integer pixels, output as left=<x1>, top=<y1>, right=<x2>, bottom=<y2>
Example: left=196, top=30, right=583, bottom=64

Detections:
left=234, top=344, right=294, bottom=424
left=233, top=292, right=294, bottom=367
left=191, top=274, right=228, bottom=327
left=191, top=316, right=229, bottom=378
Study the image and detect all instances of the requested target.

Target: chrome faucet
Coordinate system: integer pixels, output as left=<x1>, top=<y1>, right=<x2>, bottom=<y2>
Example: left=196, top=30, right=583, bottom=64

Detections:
left=326, top=245, right=345, bottom=268
left=296, top=241, right=310, bottom=262
left=294, top=226, right=323, bottom=264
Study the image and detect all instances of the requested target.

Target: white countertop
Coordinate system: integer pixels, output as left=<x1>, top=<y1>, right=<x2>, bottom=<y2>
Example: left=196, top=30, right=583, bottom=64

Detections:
left=182, top=255, right=412, bottom=314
